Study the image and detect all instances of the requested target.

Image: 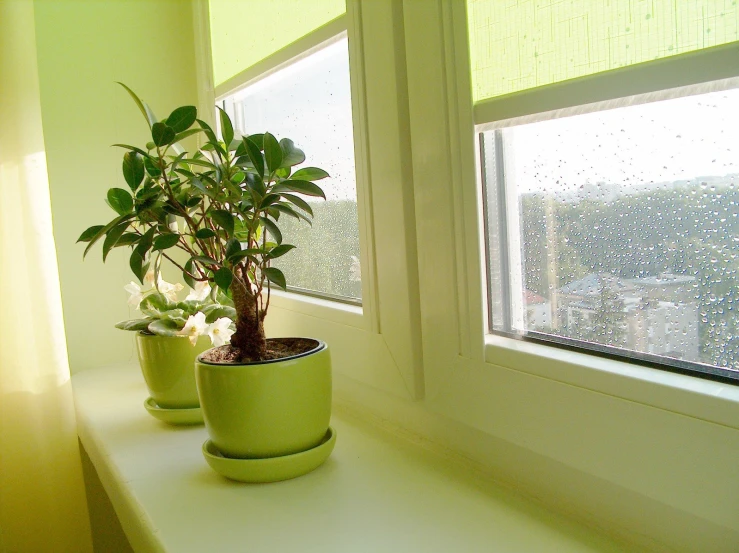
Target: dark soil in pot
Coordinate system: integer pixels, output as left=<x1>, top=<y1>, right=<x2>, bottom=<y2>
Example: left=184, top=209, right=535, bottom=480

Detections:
left=201, top=337, right=320, bottom=364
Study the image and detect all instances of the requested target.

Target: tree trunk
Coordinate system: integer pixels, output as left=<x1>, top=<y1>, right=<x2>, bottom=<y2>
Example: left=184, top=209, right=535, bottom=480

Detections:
left=230, top=275, right=267, bottom=361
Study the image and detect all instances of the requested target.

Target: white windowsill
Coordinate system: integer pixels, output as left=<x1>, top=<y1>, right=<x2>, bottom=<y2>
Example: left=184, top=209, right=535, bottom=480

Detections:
left=269, top=289, right=366, bottom=329
left=485, top=334, right=739, bottom=430
left=73, top=364, right=630, bottom=553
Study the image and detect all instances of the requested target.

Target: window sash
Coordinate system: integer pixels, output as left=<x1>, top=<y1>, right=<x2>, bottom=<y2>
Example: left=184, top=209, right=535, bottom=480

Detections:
left=477, top=78, right=739, bottom=385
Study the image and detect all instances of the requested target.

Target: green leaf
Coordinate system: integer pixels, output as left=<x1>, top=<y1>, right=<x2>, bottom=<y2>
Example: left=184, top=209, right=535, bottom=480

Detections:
left=226, top=249, right=261, bottom=265
left=210, top=209, right=234, bottom=237
left=247, top=133, right=264, bottom=148
left=197, top=118, right=218, bottom=144
left=122, top=152, right=145, bottom=191
left=279, top=138, right=305, bottom=168
left=107, top=188, right=134, bottom=215
left=115, top=318, right=155, bottom=331
left=166, top=106, right=197, bottom=133
left=129, top=249, right=146, bottom=283
left=259, top=193, right=281, bottom=209
left=214, top=267, right=233, bottom=292
left=83, top=214, right=134, bottom=258
left=153, top=233, right=180, bottom=251
left=115, top=233, right=140, bottom=247
left=135, top=227, right=156, bottom=253
left=144, top=156, right=162, bottom=177
left=263, top=132, right=282, bottom=174
left=102, top=223, right=129, bottom=261
left=272, top=179, right=326, bottom=199
left=117, top=82, right=156, bottom=128
left=242, top=137, right=264, bottom=179
left=225, top=238, right=241, bottom=260
left=275, top=167, right=291, bottom=179
left=152, top=122, right=176, bottom=147
left=192, top=255, right=220, bottom=266
left=218, top=107, right=234, bottom=146
left=260, top=216, right=282, bottom=245
left=183, top=258, right=196, bottom=289
left=176, top=300, right=205, bottom=315
left=77, top=225, right=104, bottom=243
left=269, top=244, right=296, bottom=259
left=112, top=143, right=149, bottom=157
left=291, top=167, right=330, bottom=181
left=272, top=203, right=301, bottom=221
left=140, top=292, right=174, bottom=316
left=279, top=193, right=313, bottom=216
left=148, top=319, right=181, bottom=337
left=183, top=157, right=216, bottom=169
left=195, top=228, right=216, bottom=239
left=161, top=308, right=188, bottom=328
left=202, top=304, right=237, bottom=323
left=263, top=267, right=287, bottom=291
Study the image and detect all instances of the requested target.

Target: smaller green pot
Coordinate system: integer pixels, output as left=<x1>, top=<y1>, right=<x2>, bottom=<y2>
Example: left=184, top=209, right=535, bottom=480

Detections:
left=136, top=333, right=210, bottom=409
left=195, top=338, right=331, bottom=459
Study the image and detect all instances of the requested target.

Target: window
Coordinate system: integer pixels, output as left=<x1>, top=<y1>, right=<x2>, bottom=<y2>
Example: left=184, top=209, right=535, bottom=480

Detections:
left=464, top=1, right=739, bottom=384
left=220, top=37, right=362, bottom=303
left=481, top=82, right=739, bottom=383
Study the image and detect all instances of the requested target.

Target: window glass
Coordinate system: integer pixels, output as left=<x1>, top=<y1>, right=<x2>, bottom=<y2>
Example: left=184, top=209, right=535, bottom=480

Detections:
left=482, top=86, right=739, bottom=379
left=467, top=0, right=739, bottom=102
left=223, top=38, right=362, bottom=302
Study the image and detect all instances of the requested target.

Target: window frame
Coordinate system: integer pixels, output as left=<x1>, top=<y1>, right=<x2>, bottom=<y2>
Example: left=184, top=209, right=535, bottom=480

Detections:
left=217, top=31, right=365, bottom=308
left=403, top=0, right=739, bottom=426
left=479, top=83, right=739, bottom=385
left=210, top=17, right=375, bottom=328
left=194, top=0, right=425, bottom=399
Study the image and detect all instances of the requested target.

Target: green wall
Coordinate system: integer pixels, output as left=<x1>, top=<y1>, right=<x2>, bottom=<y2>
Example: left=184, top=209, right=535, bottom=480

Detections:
left=33, top=0, right=200, bottom=373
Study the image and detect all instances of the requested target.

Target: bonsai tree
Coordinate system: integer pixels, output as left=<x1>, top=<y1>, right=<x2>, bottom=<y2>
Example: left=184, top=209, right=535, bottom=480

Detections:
left=79, top=84, right=327, bottom=362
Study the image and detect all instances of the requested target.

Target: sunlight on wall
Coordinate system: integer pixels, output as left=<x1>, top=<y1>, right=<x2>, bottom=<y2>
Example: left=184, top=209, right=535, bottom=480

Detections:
left=0, top=1, right=92, bottom=551
left=209, top=0, right=345, bottom=86
left=468, top=0, right=739, bottom=101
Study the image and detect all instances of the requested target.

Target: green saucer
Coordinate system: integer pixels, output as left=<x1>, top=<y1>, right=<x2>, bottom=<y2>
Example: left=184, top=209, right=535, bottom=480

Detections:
left=144, top=397, right=204, bottom=426
left=202, top=426, right=336, bottom=483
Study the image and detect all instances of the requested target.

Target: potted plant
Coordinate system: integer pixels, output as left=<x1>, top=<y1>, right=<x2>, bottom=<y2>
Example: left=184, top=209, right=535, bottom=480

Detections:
left=80, top=84, right=335, bottom=480
left=78, top=84, right=238, bottom=425
left=119, top=273, right=235, bottom=424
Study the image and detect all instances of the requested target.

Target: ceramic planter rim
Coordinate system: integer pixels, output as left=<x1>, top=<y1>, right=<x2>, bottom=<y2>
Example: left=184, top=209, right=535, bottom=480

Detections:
left=136, top=330, right=190, bottom=339
left=196, top=337, right=326, bottom=366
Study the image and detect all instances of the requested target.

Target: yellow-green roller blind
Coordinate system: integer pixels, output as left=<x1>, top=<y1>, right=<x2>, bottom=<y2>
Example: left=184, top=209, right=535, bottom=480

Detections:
left=468, top=0, right=739, bottom=102
left=209, top=0, right=345, bottom=87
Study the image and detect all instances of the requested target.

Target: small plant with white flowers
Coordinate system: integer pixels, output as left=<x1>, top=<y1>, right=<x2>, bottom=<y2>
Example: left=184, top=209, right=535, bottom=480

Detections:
left=117, top=269, right=235, bottom=346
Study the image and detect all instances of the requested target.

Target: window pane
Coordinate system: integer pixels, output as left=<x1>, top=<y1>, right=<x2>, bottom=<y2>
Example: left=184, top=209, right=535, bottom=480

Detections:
left=467, top=0, right=739, bottom=102
left=223, top=38, right=362, bottom=301
left=483, top=86, right=739, bottom=378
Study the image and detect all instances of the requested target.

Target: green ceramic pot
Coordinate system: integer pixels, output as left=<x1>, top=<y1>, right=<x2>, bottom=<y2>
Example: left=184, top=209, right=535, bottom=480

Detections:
left=136, top=333, right=210, bottom=409
left=195, top=338, right=332, bottom=459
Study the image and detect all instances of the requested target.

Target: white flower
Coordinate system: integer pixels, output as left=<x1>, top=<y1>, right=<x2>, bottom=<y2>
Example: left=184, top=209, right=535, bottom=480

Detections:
left=124, top=282, right=143, bottom=309
left=178, top=312, right=208, bottom=345
left=157, top=276, right=183, bottom=302
left=144, top=268, right=156, bottom=286
left=185, top=281, right=211, bottom=302
left=207, top=318, right=235, bottom=347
